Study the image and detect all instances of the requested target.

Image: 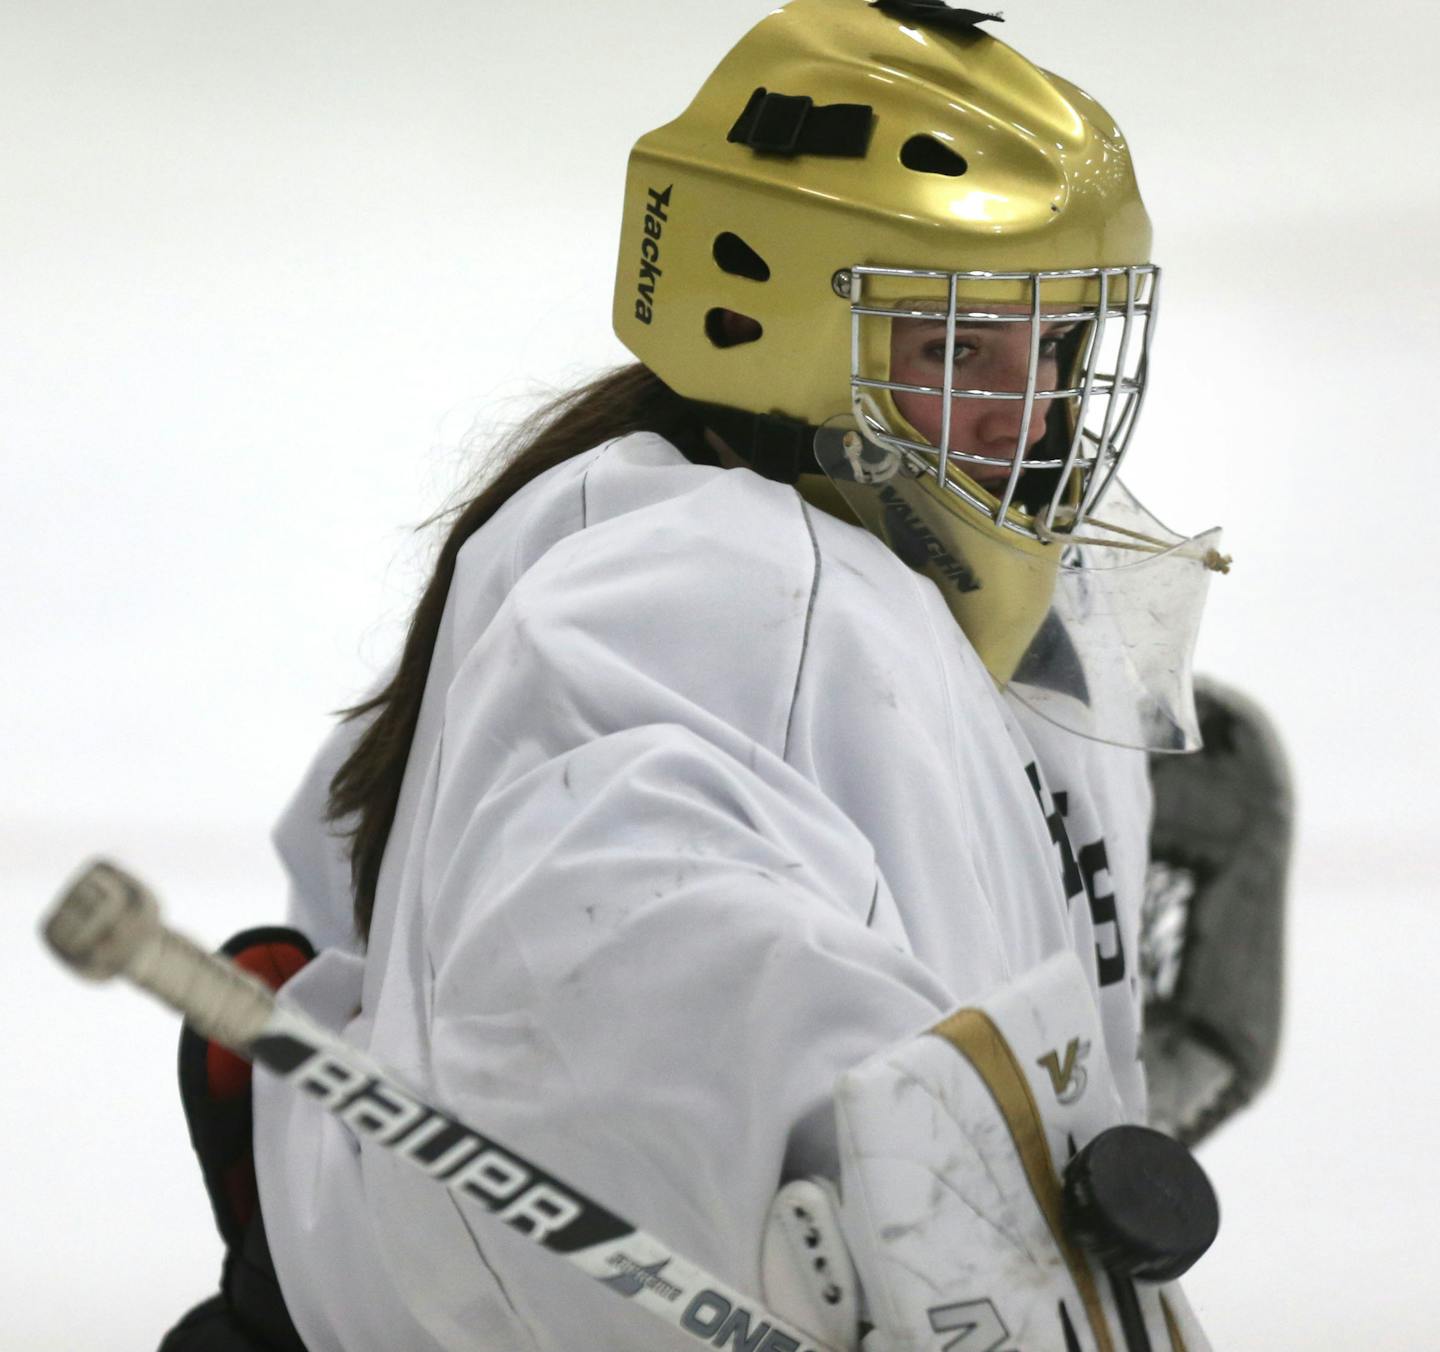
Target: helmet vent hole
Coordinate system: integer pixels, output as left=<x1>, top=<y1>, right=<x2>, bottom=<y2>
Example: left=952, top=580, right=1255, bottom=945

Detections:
left=713, top=233, right=771, bottom=282
left=704, top=308, right=764, bottom=348
left=900, top=135, right=968, bottom=177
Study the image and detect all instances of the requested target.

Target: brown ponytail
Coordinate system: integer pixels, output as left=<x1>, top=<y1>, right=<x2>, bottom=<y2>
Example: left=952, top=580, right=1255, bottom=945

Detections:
left=326, top=363, right=704, bottom=940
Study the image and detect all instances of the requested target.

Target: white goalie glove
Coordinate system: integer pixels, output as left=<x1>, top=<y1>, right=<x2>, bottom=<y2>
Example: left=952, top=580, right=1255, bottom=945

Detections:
left=762, top=953, right=1215, bottom=1352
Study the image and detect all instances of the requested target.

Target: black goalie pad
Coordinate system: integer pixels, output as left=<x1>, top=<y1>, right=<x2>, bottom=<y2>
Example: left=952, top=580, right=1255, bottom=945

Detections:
left=158, top=1215, right=304, bottom=1352
left=158, top=927, right=315, bottom=1352
left=1142, top=677, right=1293, bottom=1145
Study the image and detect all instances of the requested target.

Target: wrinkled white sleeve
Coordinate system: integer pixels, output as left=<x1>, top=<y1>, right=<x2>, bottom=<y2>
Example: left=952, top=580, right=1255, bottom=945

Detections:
left=408, top=499, right=965, bottom=1348
left=412, top=722, right=959, bottom=1350
left=259, top=457, right=978, bottom=1352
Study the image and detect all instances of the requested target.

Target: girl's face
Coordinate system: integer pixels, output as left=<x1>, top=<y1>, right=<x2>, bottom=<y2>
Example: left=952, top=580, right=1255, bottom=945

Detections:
left=888, top=314, right=1076, bottom=492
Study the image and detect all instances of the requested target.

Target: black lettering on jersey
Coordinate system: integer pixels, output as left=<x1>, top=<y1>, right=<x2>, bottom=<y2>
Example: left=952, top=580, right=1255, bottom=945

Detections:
left=1024, top=764, right=1083, bottom=903
left=1024, top=763, right=1126, bottom=988
left=1078, top=839, right=1126, bottom=986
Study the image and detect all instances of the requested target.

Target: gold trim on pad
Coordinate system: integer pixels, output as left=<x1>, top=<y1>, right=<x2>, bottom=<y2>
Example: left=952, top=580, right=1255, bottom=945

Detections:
left=1161, top=1293, right=1188, bottom=1352
left=930, top=1008, right=1114, bottom=1352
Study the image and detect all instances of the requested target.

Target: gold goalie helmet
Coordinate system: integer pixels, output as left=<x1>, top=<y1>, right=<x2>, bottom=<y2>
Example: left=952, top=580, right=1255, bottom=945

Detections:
left=612, top=0, right=1229, bottom=752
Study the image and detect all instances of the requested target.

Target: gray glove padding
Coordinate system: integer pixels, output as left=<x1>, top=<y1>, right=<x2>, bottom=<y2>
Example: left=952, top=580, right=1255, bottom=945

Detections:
left=1143, top=676, right=1293, bottom=1144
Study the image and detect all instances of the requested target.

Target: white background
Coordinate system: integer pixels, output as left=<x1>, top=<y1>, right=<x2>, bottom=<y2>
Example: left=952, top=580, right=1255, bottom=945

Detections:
left=3, top=1, right=1437, bottom=1346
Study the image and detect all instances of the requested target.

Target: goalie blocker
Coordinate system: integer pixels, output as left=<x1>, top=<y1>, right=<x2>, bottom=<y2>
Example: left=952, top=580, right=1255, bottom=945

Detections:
left=762, top=952, right=1216, bottom=1352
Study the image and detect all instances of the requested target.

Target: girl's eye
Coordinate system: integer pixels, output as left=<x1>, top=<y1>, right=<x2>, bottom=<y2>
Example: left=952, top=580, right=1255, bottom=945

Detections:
left=923, top=340, right=977, bottom=363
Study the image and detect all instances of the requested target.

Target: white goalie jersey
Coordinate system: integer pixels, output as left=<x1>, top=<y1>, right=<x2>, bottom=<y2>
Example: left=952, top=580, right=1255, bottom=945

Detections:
left=254, top=433, right=1157, bottom=1352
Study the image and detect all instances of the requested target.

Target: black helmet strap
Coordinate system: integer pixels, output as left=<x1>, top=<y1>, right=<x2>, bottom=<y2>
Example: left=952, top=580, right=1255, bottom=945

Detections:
left=870, top=2, right=1004, bottom=30
left=728, top=89, right=875, bottom=158
left=691, top=403, right=821, bottom=484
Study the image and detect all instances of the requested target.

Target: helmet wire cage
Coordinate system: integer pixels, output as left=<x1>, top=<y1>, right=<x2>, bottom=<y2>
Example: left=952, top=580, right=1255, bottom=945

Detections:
left=843, top=264, right=1161, bottom=545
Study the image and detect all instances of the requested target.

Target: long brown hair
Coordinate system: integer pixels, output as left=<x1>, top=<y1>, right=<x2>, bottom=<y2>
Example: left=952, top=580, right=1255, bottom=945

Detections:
left=327, top=362, right=704, bottom=940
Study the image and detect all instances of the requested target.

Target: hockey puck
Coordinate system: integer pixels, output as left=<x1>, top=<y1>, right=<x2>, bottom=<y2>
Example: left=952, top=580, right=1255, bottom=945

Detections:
left=1061, top=1124, right=1219, bottom=1281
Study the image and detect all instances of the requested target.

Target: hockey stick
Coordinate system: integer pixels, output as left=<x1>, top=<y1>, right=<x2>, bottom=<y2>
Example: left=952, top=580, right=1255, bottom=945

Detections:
left=41, top=859, right=837, bottom=1352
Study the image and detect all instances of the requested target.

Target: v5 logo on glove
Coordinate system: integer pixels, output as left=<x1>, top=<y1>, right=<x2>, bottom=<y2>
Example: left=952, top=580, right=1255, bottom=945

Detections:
left=1037, top=1037, right=1091, bottom=1105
